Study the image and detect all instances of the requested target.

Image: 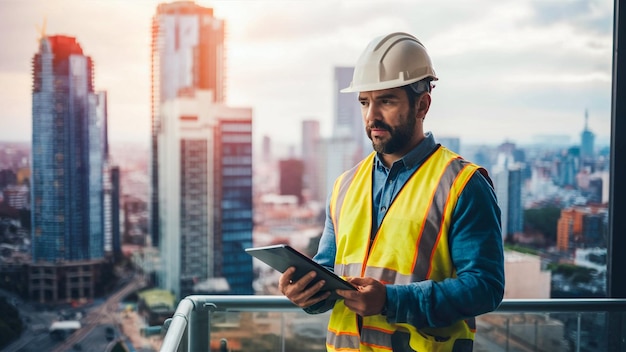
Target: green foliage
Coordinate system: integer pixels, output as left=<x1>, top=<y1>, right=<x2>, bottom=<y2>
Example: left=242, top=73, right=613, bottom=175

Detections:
left=504, top=244, right=540, bottom=256
left=524, top=206, right=562, bottom=243
left=548, top=263, right=596, bottom=284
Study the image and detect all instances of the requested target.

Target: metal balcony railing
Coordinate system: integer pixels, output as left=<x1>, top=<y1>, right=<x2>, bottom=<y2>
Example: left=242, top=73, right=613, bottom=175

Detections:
left=159, top=296, right=626, bottom=352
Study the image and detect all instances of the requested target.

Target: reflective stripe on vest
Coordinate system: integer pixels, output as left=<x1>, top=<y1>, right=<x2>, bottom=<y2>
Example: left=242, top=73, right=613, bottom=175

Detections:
left=327, top=146, right=481, bottom=352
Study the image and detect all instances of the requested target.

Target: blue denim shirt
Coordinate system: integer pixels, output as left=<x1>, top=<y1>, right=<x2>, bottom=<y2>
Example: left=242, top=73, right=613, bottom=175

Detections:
left=310, top=132, right=505, bottom=329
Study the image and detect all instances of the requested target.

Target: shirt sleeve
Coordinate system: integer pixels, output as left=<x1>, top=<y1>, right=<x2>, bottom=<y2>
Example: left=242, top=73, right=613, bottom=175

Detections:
left=304, top=194, right=338, bottom=314
left=384, top=171, right=505, bottom=328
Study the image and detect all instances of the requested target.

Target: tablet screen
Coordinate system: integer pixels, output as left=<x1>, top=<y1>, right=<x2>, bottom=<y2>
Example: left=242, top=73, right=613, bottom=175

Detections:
left=245, top=244, right=356, bottom=298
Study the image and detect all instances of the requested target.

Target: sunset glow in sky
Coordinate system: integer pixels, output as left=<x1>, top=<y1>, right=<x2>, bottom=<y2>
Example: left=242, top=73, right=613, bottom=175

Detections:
left=0, top=0, right=615, bottom=151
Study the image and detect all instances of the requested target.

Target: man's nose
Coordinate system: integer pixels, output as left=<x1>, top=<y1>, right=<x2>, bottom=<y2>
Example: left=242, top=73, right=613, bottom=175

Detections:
left=364, top=104, right=381, bottom=124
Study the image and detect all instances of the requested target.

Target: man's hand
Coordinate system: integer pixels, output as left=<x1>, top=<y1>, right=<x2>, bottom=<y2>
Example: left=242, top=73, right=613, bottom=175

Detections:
left=335, top=277, right=386, bottom=316
left=279, top=267, right=331, bottom=308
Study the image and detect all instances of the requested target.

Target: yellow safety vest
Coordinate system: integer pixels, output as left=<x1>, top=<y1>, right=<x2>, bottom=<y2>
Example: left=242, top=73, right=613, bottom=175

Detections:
left=326, top=146, right=481, bottom=352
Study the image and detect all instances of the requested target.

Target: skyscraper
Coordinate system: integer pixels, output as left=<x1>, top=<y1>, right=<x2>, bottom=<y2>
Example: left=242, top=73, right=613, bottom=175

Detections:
left=31, top=35, right=107, bottom=302
left=158, top=90, right=253, bottom=298
left=493, top=152, right=524, bottom=240
left=279, top=158, right=305, bottom=204
left=581, top=109, right=595, bottom=163
left=333, top=66, right=369, bottom=158
left=302, top=119, right=321, bottom=201
left=320, top=67, right=369, bottom=200
left=152, top=1, right=252, bottom=299
left=151, top=1, right=226, bottom=248
left=32, top=35, right=106, bottom=262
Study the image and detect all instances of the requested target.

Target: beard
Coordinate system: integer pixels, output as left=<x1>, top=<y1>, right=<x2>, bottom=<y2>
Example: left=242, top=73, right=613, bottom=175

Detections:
left=367, top=107, right=416, bottom=154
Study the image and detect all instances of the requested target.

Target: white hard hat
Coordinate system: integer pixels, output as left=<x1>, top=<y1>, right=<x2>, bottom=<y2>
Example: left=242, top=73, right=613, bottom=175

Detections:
left=341, top=32, right=438, bottom=93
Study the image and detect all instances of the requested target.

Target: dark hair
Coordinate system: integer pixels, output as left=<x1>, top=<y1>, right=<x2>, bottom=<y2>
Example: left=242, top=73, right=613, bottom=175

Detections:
left=401, top=78, right=432, bottom=108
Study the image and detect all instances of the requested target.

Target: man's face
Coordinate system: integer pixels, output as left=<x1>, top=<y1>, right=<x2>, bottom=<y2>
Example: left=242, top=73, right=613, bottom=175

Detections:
left=359, top=88, right=418, bottom=155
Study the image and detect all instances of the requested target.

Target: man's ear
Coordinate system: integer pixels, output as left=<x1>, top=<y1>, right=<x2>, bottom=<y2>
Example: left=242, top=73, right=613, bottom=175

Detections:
left=416, top=92, right=431, bottom=118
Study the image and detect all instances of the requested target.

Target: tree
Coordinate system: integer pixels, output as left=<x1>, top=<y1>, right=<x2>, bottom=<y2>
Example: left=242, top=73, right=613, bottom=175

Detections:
left=524, top=206, right=561, bottom=244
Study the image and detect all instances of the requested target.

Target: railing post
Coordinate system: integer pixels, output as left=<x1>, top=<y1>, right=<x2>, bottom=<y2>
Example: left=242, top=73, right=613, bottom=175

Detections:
left=280, top=311, right=285, bottom=352
left=188, top=303, right=214, bottom=352
left=533, top=319, right=538, bottom=352
left=160, top=297, right=196, bottom=352
left=179, top=323, right=188, bottom=352
left=576, top=313, right=581, bottom=352
left=505, top=317, right=510, bottom=352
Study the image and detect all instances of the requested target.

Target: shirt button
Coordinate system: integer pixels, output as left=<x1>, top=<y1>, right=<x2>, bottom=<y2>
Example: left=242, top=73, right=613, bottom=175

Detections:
left=381, top=206, right=387, bottom=212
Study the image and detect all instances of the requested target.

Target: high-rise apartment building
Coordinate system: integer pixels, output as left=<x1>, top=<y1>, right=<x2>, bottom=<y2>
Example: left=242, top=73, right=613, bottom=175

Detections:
left=557, top=205, right=608, bottom=252
left=493, top=152, right=524, bottom=240
left=31, top=35, right=107, bottom=302
left=302, top=120, right=321, bottom=202
left=279, top=158, right=304, bottom=204
left=557, top=146, right=580, bottom=188
left=158, top=90, right=253, bottom=299
left=151, top=1, right=225, bottom=248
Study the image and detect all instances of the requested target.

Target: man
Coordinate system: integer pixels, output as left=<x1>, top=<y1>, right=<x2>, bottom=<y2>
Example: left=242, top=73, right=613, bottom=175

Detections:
left=279, top=32, right=504, bottom=352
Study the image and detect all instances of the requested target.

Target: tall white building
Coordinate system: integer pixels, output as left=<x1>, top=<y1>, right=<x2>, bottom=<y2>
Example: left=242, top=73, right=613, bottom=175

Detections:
left=493, top=153, right=524, bottom=240
left=158, top=90, right=253, bottom=299
left=150, top=1, right=225, bottom=249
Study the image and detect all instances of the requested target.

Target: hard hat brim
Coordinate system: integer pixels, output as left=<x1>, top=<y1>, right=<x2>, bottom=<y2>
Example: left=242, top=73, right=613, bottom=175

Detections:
left=340, top=75, right=438, bottom=93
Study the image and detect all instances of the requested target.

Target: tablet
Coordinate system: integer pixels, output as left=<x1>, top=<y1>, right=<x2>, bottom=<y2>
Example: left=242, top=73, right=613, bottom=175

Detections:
left=245, top=244, right=356, bottom=298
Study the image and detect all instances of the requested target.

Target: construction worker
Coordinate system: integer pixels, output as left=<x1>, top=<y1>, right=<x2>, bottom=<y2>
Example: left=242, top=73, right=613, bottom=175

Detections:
left=279, top=32, right=504, bottom=351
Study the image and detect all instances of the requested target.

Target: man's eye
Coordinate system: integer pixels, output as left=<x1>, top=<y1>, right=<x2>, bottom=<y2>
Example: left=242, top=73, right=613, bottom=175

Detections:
left=359, top=101, right=368, bottom=106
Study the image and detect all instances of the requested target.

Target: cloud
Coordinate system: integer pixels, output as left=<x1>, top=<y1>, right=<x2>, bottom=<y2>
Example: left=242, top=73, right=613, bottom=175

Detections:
left=0, top=0, right=615, bottom=148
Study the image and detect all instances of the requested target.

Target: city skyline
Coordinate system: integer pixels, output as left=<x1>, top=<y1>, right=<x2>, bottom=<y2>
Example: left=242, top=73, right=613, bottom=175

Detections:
left=0, top=0, right=614, bottom=151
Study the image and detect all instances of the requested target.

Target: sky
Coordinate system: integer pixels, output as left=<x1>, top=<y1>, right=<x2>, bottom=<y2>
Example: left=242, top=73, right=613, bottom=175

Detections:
left=0, top=0, right=615, bottom=152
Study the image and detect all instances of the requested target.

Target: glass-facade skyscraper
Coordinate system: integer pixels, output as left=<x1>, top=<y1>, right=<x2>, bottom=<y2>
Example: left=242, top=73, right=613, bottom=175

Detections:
left=31, top=35, right=106, bottom=263
left=216, top=118, right=254, bottom=295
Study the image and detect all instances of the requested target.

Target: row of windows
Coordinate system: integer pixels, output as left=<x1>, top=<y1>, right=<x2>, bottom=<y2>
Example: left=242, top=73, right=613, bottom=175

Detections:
left=222, top=167, right=252, bottom=176
left=222, top=178, right=252, bottom=187
left=222, top=156, right=252, bottom=164
left=222, top=189, right=251, bottom=198
left=222, top=232, right=253, bottom=241
left=221, top=134, right=252, bottom=143
left=222, top=144, right=252, bottom=154
left=220, top=123, right=252, bottom=133
left=221, top=210, right=253, bottom=219
left=221, top=199, right=249, bottom=209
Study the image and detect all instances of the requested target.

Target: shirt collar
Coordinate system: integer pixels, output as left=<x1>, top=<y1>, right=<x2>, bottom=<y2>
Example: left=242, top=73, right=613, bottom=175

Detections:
left=374, top=132, right=437, bottom=171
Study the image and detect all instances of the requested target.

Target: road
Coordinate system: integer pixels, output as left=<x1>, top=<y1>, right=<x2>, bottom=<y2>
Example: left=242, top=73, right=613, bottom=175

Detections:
left=51, top=275, right=146, bottom=352
left=1, top=274, right=146, bottom=352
